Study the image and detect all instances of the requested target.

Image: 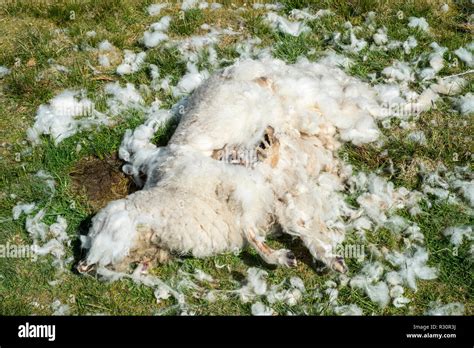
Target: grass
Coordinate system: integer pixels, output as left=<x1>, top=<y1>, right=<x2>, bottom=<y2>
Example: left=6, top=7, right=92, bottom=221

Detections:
left=0, top=0, right=472, bottom=315
left=169, top=8, right=205, bottom=36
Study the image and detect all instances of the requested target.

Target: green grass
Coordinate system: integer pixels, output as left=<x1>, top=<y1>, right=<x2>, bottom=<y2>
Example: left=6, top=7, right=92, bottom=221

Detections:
left=169, top=8, right=205, bottom=37
left=0, top=0, right=472, bottom=315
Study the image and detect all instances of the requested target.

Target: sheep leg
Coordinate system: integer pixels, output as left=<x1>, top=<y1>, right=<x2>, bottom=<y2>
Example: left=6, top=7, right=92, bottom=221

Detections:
left=276, top=200, right=347, bottom=273
left=297, top=233, right=348, bottom=273
left=244, top=228, right=297, bottom=267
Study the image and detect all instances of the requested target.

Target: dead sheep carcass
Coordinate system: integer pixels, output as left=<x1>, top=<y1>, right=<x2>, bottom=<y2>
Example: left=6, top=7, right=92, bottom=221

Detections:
left=79, top=58, right=384, bottom=274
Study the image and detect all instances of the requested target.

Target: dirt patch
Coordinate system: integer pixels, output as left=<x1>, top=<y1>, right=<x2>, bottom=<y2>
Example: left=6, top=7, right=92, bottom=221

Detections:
left=69, top=153, right=137, bottom=211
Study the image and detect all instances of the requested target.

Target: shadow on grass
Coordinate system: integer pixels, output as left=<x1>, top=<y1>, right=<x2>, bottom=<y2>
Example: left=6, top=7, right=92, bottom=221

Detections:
left=70, top=214, right=93, bottom=275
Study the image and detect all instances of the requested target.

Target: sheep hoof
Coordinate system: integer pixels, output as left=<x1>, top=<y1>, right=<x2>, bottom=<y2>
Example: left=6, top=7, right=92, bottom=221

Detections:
left=77, top=260, right=95, bottom=274
left=280, top=250, right=297, bottom=268
left=331, top=256, right=348, bottom=274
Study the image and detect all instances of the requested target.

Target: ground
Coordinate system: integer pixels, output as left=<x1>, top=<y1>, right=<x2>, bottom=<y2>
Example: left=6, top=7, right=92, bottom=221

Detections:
left=0, top=0, right=472, bottom=315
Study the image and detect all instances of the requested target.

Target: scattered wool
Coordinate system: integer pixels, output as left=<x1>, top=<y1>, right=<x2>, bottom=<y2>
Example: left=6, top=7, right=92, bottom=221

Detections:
left=98, top=40, right=114, bottom=51
left=198, top=2, right=209, bottom=9
left=289, top=8, right=332, bottom=21
left=85, top=30, right=96, bottom=38
left=181, top=0, right=199, bottom=10
left=0, top=66, right=11, bottom=78
left=253, top=3, right=284, bottom=11
left=49, top=216, right=69, bottom=244
left=407, top=87, right=439, bottom=115
left=289, top=276, right=305, bottom=291
left=425, top=302, right=465, bottom=316
left=36, top=170, right=56, bottom=193
left=385, top=247, right=438, bottom=291
left=420, top=164, right=474, bottom=207
left=12, top=203, right=36, bottom=220
left=451, top=179, right=474, bottom=207
left=33, top=216, right=70, bottom=270
left=325, top=287, right=339, bottom=304
left=251, top=302, right=275, bottom=316
left=104, top=82, right=144, bottom=115
left=352, top=216, right=372, bottom=231
left=314, top=9, right=333, bottom=18
left=98, top=265, right=186, bottom=306
left=406, top=130, right=427, bottom=145
left=422, top=185, right=450, bottom=200
left=440, top=3, right=449, bottom=12
left=204, top=291, right=218, bottom=303
left=385, top=40, right=402, bottom=51
left=153, top=285, right=171, bottom=303
left=456, top=93, right=474, bottom=115
left=25, top=209, right=48, bottom=242
left=143, top=16, right=171, bottom=48
left=238, top=268, right=268, bottom=303
left=384, top=215, right=409, bottom=234
left=454, top=47, right=473, bottom=67
left=375, top=84, right=404, bottom=108
left=382, top=61, right=414, bottom=82
left=419, top=43, right=446, bottom=80
left=403, top=224, right=425, bottom=245
left=443, top=226, right=473, bottom=246
left=373, top=27, right=388, bottom=46
left=193, top=269, right=214, bottom=282
left=385, top=271, right=403, bottom=286
left=430, top=76, right=466, bottom=95
left=392, top=295, right=411, bottom=308
left=355, top=174, right=421, bottom=225
left=428, top=43, right=446, bottom=70
left=176, top=270, right=203, bottom=292
left=421, top=164, right=449, bottom=189
left=24, top=211, right=71, bottom=272
left=118, top=109, right=174, bottom=184
left=207, top=46, right=218, bottom=67
left=389, top=284, right=404, bottom=298
left=149, top=64, right=161, bottom=90
left=266, top=282, right=303, bottom=306
left=265, top=12, right=310, bottom=37
left=210, top=3, right=222, bottom=10
left=408, top=17, right=429, bottom=32
left=98, top=55, right=110, bottom=67
left=402, top=36, right=418, bottom=54
left=49, top=61, right=69, bottom=74
left=116, top=50, right=147, bottom=75
left=27, top=90, right=107, bottom=145
left=318, top=51, right=353, bottom=69
left=147, top=3, right=167, bottom=16
left=51, top=299, right=71, bottom=315
left=333, top=304, right=363, bottom=315
left=169, top=26, right=238, bottom=65
left=334, top=27, right=367, bottom=53
left=235, top=37, right=265, bottom=59
left=172, top=63, right=209, bottom=97
left=350, top=262, right=390, bottom=307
